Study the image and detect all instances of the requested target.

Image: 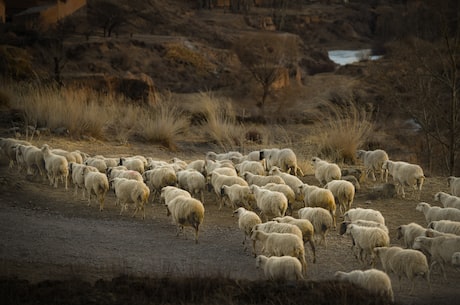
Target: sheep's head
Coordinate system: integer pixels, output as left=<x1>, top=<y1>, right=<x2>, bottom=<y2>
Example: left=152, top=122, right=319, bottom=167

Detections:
left=416, top=202, right=429, bottom=212
left=433, top=192, right=441, bottom=202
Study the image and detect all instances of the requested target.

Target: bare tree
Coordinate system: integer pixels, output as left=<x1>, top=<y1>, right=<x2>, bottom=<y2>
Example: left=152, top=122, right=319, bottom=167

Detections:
left=88, top=0, right=127, bottom=37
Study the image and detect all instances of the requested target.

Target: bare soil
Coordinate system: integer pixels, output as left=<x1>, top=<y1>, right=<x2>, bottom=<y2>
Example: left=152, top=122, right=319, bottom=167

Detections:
left=0, top=135, right=459, bottom=305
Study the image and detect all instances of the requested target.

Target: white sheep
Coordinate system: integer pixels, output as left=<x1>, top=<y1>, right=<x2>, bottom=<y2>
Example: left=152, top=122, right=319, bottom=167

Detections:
left=310, top=157, right=341, bottom=186
left=356, top=149, right=389, bottom=182
left=186, top=159, right=206, bottom=175
left=297, top=207, right=332, bottom=246
left=298, top=183, right=337, bottom=229
left=339, top=220, right=389, bottom=235
left=268, top=166, right=304, bottom=201
left=142, top=166, right=178, bottom=203
left=427, top=220, right=460, bottom=236
left=324, top=179, right=355, bottom=216
left=382, top=160, right=424, bottom=199
left=345, top=224, right=390, bottom=266
left=273, top=216, right=316, bottom=263
left=210, top=171, right=248, bottom=209
left=69, top=162, right=98, bottom=199
left=396, top=222, right=427, bottom=249
left=235, top=160, right=265, bottom=176
left=160, top=186, right=191, bottom=206
left=434, top=191, right=460, bottom=210
left=256, top=255, right=304, bottom=281
left=261, top=182, right=296, bottom=215
left=374, top=246, right=430, bottom=295
left=165, top=195, right=205, bottom=243
left=83, top=166, right=110, bottom=211
left=41, top=144, right=69, bottom=189
left=413, top=235, right=460, bottom=280
left=243, top=171, right=285, bottom=187
left=253, top=221, right=303, bottom=243
left=110, top=177, right=150, bottom=219
left=334, top=269, right=394, bottom=302
left=221, top=184, right=254, bottom=210
left=416, top=202, right=460, bottom=224
left=51, top=148, right=84, bottom=164
left=206, top=151, right=243, bottom=161
left=168, top=157, right=188, bottom=171
left=106, top=167, right=144, bottom=183
left=177, top=168, right=206, bottom=204
left=230, top=150, right=261, bottom=164
left=233, top=207, right=262, bottom=254
left=14, top=144, right=46, bottom=179
left=0, top=137, right=31, bottom=168
left=119, top=157, right=145, bottom=174
left=84, top=157, right=108, bottom=173
left=93, top=155, right=119, bottom=168
left=260, top=148, right=304, bottom=176
left=204, top=159, right=235, bottom=176
left=343, top=207, right=385, bottom=225
left=249, top=184, right=287, bottom=221
left=447, top=176, right=460, bottom=196
left=250, top=230, right=307, bottom=275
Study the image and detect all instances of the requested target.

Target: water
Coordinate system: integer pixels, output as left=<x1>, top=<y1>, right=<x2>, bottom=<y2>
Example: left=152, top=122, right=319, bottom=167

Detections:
left=327, top=49, right=383, bottom=66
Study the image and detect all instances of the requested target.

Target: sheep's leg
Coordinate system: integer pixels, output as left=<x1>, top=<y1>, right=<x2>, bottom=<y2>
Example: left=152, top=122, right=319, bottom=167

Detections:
left=309, top=240, right=316, bottom=263
left=87, top=190, right=92, bottom=206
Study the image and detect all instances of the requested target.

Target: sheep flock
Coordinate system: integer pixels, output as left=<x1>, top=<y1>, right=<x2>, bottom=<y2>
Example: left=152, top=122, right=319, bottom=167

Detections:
left=1, top=137, right=460, bottom=304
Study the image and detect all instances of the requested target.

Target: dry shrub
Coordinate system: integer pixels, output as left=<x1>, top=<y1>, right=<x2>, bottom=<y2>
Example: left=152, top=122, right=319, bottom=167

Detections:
left=164, top=43, right=215, bottom=76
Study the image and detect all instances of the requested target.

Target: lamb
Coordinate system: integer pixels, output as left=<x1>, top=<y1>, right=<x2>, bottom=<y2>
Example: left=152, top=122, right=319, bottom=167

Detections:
left=343, top=207, right=385, bottom=225
left=310, top=157, right=341, bottom=186
left=396, top=222, right=427, bottom=249
left=345, top=224, right=390, bottom=266
left=84, top=157, right=108, bottom=173
left=261, top=182, right=296, bottom=215
left=324, top=179, right=355, bottom=216
left=434, top=191, right=460, bottom=210
left=356, top=149, right=389, bottom=182
left=416, top=202, right=460, bottom=224
left=243, top=171, right=285, bottom=187
left=51, top=148, right=84, bottom=164
left=110, top=177, right=150, bottom=219
left=374, top=246, right=430, bottom=295
left=447, top=176, right=460, bottom=196
left=298, top=183, right=336, bottom=229
left=249, top=184, right=288, bottom=221
left=382, top=160, right=424, bottom=199
left=165, top=195, right=205, bottom=243
left=256, top=255, right=304, bottom=281
left=260, top=148, right=304, bottom=176
left=177, top=169, right=206, bottom=204
left=82, top=166, right=110, bottom=211
left=221, top=184, right=254, bottom=210
left=106, top=167, right=143, bottom=183
left=142, top=166, right=178, bottom=203
left=250, top=230, right=307, bottom=274
left=119, top=157, right=145, bottom=174
left=234, top=160, right=265, bottom=176
left=41, top=144, right=69, bottom=189
left=413, top=235, right=460, bottom=280
left=334, top=269, right=394, bottom=302
left=297, top=207, right=332, bottom=246
left=273, top=216, right=316, bottom=263
left=427, top=220, right=460, bottom=236
left=268, top=166, right=304, bottom=201
left=160, top=186, right=191, bottom=206
left=69, top=162, right=98, bottom=199
left=233, top=207, right=262, bottom=254
left=210, top=171, right=248, bottom=209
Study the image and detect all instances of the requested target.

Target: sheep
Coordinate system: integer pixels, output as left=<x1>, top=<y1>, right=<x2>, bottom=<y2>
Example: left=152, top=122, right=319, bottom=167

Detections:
left=413, top=235, right=460, bottom=280
left=334, top=269, right=394, bottom=302
left=396, top=222, right=427, bottom=249
left=93, top=156, right=119, bottom=168
left=324, top=180, right=355, bottom=216
left=82, top=166, right=109, bottom=211
left=253, top=221, right=303, bottom=256
left=256, top=255, right=304, bottom=281
left=14, top=144, right=46, bottom=179
left=41, top=144, right=69, bottom=189
left=106, top=167, right=144, bottom=183
left=160, top=186, right=191, bottom=206
left=0, top=137, right=31, bottom=168
left=273, top=216, right=316, bottom=263
left=382, top=160, right=424, bottom=199
left=447, top=176, right=460, bottom=196
left=221, top=184, right=254, bottom=210
left=51, top=148, right=84, bottom=164
left=341, top=168, right=363, bottom=182
left=374, top=246, right=430, bottom=295
left=427, top=220, right=460, bottom=236
left=341, top=175, right=361, bottom=192
left=206, top=151, right=243, bottom=161
left=434, top=191, right=460, bottom=210
left=205, top=159, right=235, bottom=177
left=356, top=149, right=389, bottom=182
left=177, top=169, right=206, bottom=204
left=110, top=177, right=150, bottom=219
left=230, top=150, right=260, bottom=164
left=165, top=195, right=205, bottom=243
left=250, top=230, right=307, bottom=275
left=260, top=148, right=304, bottom=176
left=298, top=183, right=336, bottom=229
left=234, top=160, right=265, bottom=176
left=340, top=220, right=389, bottom=235
left=142, top=166, right=178, bottom=203
left=243, top=171, right=285, bottom=187
left=261, top=182, right=295, bottom=215
left=169, top=157, right=188, bottom=171
left=310, top=157, right=341, bottom=186
left=186, top=159, right=206, bottom=175
left=84, top=157, right=108, bottom=173
left=146, top=159, right=169, bottom=170
left=249, top=184, right=287, bottom=221
left=424, top=228, right=458, bottom=238
left=233, top=207, right=262, bottom=254
left=119, top=157, right=145, bottom=174
left=416, top=202, right=460, bottom=224
left=452, top=252, right=460, bottom=267
left=210, top=171, right=248, bottom=209
left=345, top=224, right=390, bottom=266
left=297, top=207, right=332, bottom=246
left=343, top=207, right=385, bottom=225
left=69, top=162, right=98, bottom=199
